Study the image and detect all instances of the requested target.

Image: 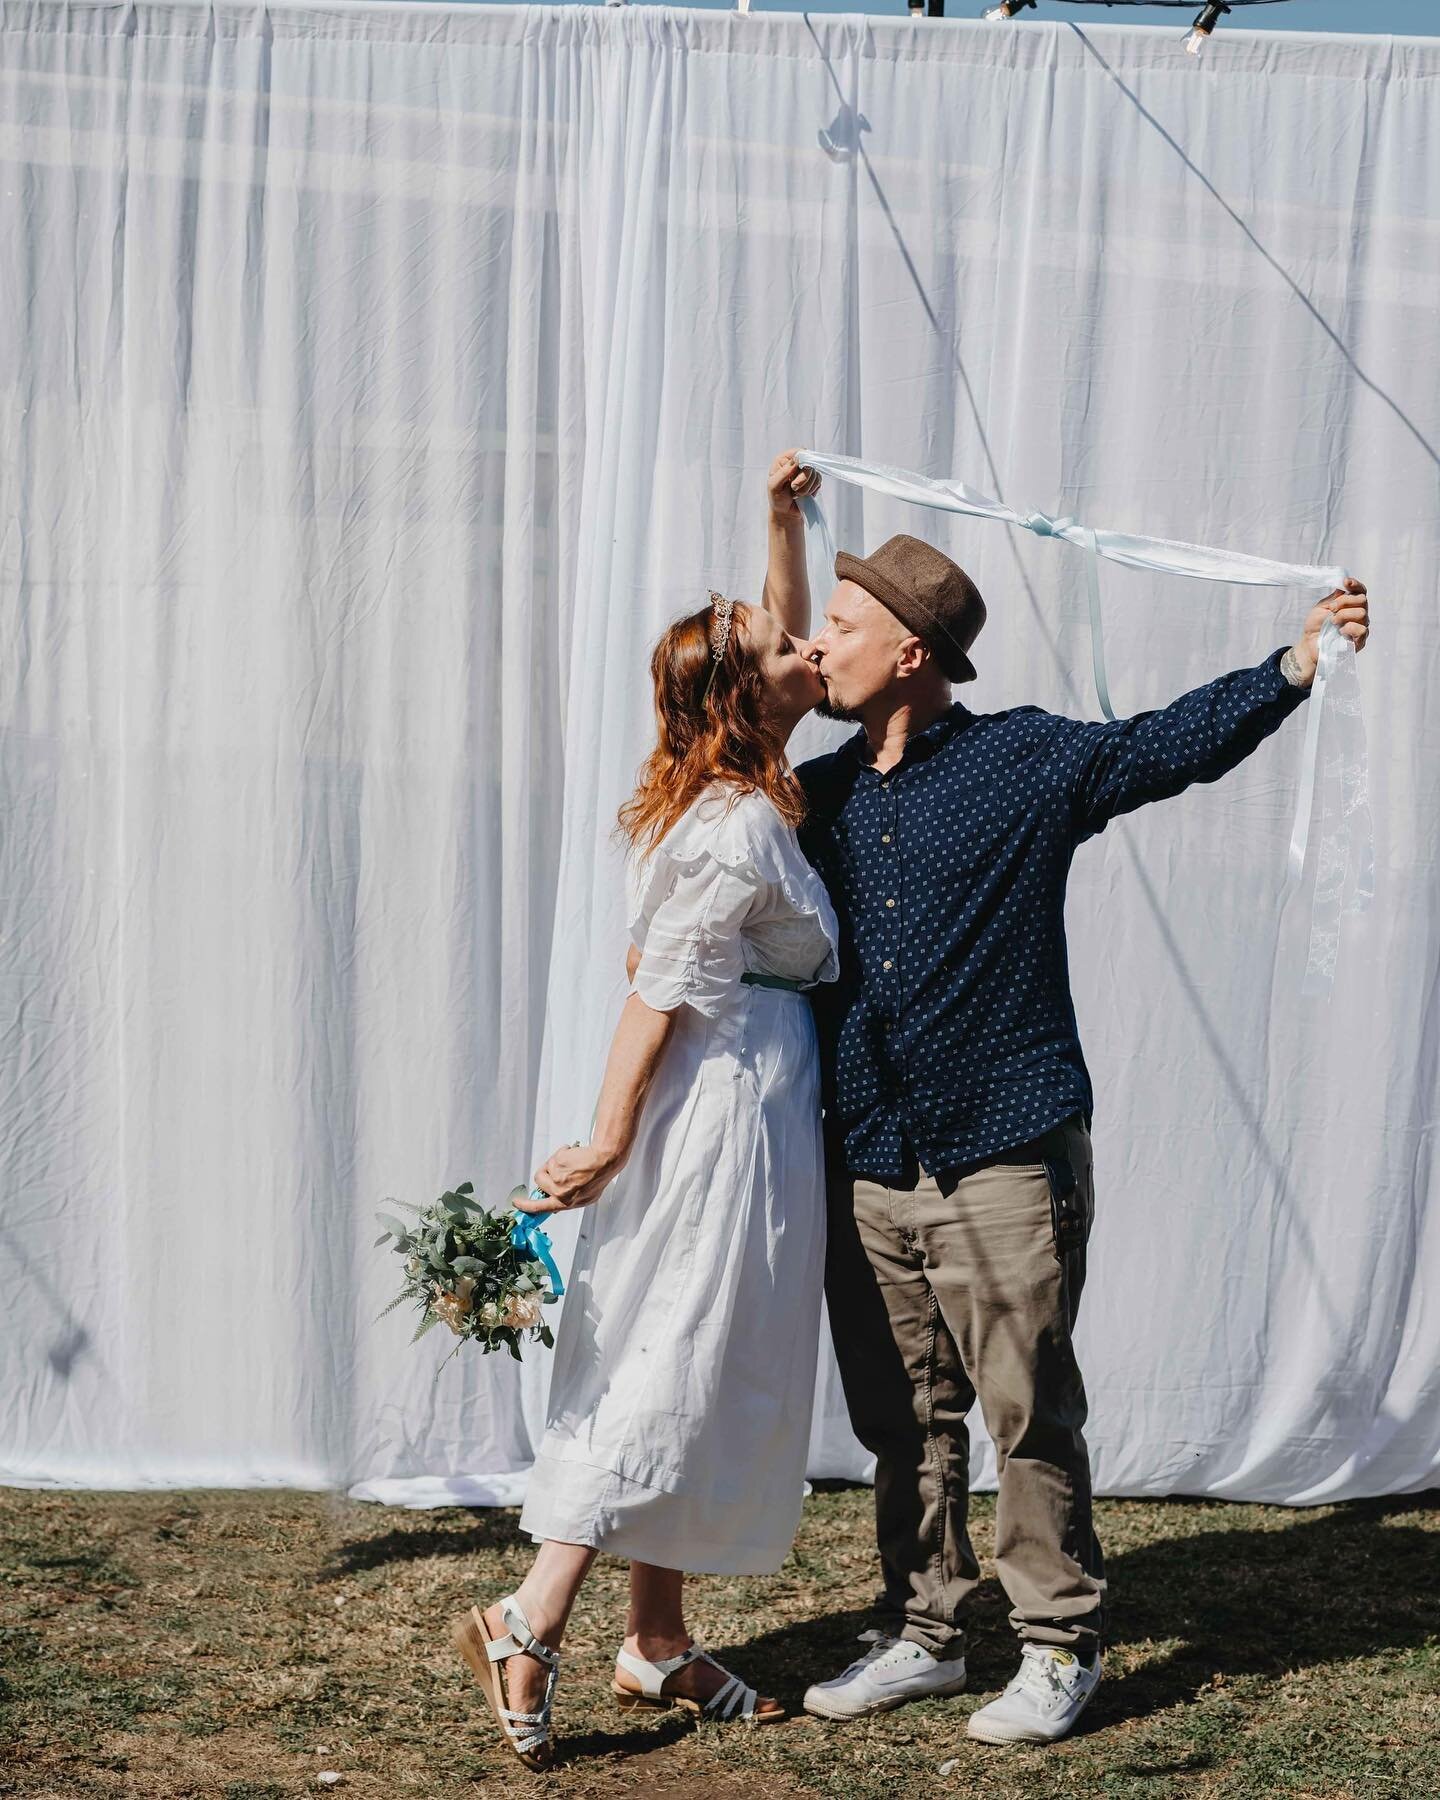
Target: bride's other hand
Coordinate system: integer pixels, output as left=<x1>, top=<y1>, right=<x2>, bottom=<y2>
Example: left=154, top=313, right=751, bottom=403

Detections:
left=522, top=1142, right=626, bottom=1214
left=767, top=447, right=821, bottom=519
left=520, top=988, right=676, bottom=1213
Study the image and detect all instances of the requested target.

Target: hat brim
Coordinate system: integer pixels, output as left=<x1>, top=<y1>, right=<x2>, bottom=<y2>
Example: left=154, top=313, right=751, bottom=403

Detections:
left=834, top=550, right=978, bottom=683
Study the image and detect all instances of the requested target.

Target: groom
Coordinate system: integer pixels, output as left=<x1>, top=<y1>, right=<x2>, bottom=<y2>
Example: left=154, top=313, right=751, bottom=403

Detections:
left=763, top=450, right=1370, bottom=1744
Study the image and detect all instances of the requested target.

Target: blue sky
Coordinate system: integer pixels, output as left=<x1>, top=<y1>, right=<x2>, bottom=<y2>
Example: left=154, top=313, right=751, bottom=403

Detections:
left=526, top=1, right=1434, bottom=30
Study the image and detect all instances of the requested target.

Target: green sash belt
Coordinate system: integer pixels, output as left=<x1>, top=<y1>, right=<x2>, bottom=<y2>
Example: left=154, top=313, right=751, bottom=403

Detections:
left=740, top=970, right=808, bottom=992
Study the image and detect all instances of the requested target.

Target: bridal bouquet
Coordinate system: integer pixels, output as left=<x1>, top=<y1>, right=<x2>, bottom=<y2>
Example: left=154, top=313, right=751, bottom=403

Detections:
left=373, top=1180, right=565, bottom=1379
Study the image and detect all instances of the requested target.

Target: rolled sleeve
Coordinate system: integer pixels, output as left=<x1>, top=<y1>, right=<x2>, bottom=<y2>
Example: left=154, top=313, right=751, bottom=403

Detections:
left=1054, top=647, right=1311, bottom=844
left=631, top=858, right=761, bottom=1018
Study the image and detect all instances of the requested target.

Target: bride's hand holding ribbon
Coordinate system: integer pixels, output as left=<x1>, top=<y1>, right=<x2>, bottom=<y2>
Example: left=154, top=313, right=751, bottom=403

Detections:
left=519, top=1140, right=627, bottom=1215
left=767, top=447, right=822, bottom=522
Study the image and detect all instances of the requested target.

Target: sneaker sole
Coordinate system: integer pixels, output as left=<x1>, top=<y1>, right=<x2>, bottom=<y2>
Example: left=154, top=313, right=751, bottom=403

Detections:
left=967, top=1679, right=1098, bottom=1745
left=966, top=1714, right=1067, bottom=1745
left=803, top=1673, right=969, bottom=1722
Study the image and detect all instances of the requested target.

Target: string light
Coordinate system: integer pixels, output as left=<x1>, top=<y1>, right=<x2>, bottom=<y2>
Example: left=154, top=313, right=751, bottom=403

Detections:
left=1185, top=3, right=1230, bottom=54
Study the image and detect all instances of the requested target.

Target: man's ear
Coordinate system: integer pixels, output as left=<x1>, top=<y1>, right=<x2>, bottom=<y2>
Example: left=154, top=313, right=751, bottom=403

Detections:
left=895, top=635, right=930, bottom=677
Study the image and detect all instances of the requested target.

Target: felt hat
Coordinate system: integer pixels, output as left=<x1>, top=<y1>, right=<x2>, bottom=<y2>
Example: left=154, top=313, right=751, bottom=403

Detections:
left=834, top=533, right=986, bottom=683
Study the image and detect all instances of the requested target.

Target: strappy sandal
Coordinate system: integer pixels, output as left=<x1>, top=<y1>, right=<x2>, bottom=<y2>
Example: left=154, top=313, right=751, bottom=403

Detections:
left=612, top=1641, right=786, bottom=1726
left=450, top=1593, right=561, bottom=1770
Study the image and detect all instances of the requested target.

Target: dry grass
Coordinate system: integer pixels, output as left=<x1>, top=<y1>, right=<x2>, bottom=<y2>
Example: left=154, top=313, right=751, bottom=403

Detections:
left=2, top=1481, right=1437, bottom=1799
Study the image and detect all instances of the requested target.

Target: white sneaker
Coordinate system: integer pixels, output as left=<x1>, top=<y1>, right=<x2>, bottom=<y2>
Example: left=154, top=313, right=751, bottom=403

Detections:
left=803, top=1631, right=968, bottom=1720
left=966, top=1643, right=1101, bottom=1744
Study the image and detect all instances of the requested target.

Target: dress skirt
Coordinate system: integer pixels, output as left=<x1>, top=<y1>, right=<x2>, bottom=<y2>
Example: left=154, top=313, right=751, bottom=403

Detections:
left=517, top=980, right=826, bottom=1575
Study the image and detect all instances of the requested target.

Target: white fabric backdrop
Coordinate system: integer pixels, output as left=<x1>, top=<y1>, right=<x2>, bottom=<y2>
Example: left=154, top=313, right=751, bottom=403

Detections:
left=0, top=2, right=1435, bottom=1508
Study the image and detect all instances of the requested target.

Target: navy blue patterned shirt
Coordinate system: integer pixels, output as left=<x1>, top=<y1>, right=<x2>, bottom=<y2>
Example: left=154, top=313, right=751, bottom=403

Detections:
left=794, top=647, right=1310, bottom=1185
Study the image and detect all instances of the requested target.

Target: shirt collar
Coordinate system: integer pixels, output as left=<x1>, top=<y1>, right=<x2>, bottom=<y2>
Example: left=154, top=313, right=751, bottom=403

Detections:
left=841, top=701, right=973, bottom=773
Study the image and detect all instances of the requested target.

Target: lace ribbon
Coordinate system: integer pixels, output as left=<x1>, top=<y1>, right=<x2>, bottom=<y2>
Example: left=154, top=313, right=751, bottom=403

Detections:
left=793, top=449, right=1371, bottom=996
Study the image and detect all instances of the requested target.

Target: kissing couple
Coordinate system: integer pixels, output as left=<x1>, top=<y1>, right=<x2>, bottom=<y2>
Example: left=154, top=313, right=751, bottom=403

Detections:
left=450, top=449, right=1370, bottom=1769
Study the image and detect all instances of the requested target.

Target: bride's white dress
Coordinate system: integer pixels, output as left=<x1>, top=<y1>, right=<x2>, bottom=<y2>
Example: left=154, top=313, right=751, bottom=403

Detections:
left=518, top=782, right=841, bottom=1574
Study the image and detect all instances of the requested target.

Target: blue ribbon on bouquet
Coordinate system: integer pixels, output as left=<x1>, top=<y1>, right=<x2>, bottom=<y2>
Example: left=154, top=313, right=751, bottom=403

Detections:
left=511, top=1208, right=566, bottom=1298
left=793, top=449, right=1372, bottom=998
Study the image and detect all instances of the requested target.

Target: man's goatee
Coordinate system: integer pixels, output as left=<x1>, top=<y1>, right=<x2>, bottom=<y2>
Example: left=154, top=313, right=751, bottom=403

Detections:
left=814, top=694, right=860, bottom=723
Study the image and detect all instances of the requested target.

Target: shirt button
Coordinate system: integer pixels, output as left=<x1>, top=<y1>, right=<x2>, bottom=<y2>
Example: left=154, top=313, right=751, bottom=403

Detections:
left=883, top=959, right=893, bottom=970
left=886, top=898, right=896, bottom=908
left=881, top=834, right=891, bottom=844
left=880, top=780, right=890, bottom=790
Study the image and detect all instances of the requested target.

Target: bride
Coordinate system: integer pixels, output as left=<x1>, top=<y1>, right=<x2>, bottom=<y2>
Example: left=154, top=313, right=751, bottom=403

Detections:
left=450, top=452, right=834, bottom=1769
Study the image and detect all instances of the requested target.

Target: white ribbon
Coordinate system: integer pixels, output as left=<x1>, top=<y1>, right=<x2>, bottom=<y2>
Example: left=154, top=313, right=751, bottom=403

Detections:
left=793, top=448, right=1371, bottom=996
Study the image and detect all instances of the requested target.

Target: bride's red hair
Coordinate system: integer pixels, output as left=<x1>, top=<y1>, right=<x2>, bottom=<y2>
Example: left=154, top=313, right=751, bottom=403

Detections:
left=616, top=600, right=806, bottom=856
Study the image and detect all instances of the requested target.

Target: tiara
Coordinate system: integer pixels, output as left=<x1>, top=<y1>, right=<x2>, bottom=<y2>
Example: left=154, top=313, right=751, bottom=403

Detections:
left=700, top=590, right=736, bottom=701
left=708, top=590, right=737, bottom=659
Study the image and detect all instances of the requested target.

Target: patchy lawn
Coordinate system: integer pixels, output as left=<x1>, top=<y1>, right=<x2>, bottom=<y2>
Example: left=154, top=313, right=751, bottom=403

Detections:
left=2, top=1482, right=1436, bottom=1798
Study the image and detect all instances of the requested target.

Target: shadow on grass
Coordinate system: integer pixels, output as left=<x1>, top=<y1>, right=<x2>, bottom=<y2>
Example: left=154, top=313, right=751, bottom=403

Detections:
left=318, top=1484, right=1438, bottom=1750
left=318, top=1506, right=528, bottom=1579
left=554, top=1710, right=694, bottom=1764
left=1089, top=1492, right=1439, bottom=1731
left=711, top=1490, right=1440, bottom=1729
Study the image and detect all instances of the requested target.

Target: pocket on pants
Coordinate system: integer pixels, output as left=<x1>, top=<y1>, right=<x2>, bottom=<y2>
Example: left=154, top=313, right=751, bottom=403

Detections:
left=1042, top=1143, right=1091, bottom=1262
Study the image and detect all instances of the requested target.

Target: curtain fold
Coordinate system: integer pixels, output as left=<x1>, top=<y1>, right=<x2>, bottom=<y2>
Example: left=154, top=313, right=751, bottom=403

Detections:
left=0, top=3, right=1434, bottom=1506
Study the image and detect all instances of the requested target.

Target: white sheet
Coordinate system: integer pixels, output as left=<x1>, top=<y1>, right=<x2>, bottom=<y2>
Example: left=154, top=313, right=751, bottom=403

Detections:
left=0, top=3, right=1434, bottom=1508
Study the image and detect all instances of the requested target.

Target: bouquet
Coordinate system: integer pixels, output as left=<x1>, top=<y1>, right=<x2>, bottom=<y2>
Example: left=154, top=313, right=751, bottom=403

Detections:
left=373, top=1179, right=566, bottom=1380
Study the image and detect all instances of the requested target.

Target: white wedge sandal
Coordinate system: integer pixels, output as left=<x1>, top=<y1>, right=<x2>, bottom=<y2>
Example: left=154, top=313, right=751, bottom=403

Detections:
left=450, top=1592, right=561, bottom=1771
left=612, top=1641, right=785, bottom=1726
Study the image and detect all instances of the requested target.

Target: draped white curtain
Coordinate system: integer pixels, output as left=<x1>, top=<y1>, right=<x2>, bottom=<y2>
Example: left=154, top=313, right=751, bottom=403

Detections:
left=1, top=2, right=1434, bottom=1507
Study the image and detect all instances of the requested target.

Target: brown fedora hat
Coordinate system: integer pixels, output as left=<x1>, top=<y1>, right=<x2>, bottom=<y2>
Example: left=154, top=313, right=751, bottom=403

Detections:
left=834, top=533, right=986, bottom=683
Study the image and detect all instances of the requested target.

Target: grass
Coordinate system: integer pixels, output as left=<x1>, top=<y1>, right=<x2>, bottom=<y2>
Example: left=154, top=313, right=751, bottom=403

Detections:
left=1, top=1482, right=1436, bottom=1798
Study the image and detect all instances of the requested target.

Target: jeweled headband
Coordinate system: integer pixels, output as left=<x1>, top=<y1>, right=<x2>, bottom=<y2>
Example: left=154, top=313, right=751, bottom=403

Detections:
left=699, top=590, right=736, bottom=702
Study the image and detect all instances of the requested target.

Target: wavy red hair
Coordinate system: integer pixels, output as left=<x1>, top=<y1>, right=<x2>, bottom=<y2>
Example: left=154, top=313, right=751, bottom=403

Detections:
left=616, top=599, right=807, bottom=856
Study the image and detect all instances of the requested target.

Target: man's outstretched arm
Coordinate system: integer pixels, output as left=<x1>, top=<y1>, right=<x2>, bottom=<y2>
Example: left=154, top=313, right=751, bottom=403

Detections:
left=1058, top=580, right=1370, bottom=842
left=760, top=447, right=821, bottom=638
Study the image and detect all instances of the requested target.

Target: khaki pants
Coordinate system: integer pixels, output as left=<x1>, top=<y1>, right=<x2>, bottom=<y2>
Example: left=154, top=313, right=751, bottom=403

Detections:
left=823, top=1113, right=1106, bottom=1659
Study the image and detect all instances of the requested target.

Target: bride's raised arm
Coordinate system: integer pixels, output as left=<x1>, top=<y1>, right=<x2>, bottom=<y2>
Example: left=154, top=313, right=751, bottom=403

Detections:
left=761, top=447, right=821, bottom=638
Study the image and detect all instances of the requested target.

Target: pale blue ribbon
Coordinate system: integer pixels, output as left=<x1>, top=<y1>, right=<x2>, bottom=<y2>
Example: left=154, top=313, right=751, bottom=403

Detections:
left=511, top=1208, right=566, bottom=1298
left=794, top=449, right=1370, bottom=995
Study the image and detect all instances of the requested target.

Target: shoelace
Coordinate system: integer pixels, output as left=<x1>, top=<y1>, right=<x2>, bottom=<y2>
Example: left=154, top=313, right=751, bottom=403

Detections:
left=1007, top=1645, right=1074, bottom=1703
left=841, top=1631, right=905, bottom=1679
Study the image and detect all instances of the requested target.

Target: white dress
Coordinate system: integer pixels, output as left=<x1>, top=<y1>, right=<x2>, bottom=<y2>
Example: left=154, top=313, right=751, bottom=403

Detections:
left=518, top=783, right=841, bottom=1574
